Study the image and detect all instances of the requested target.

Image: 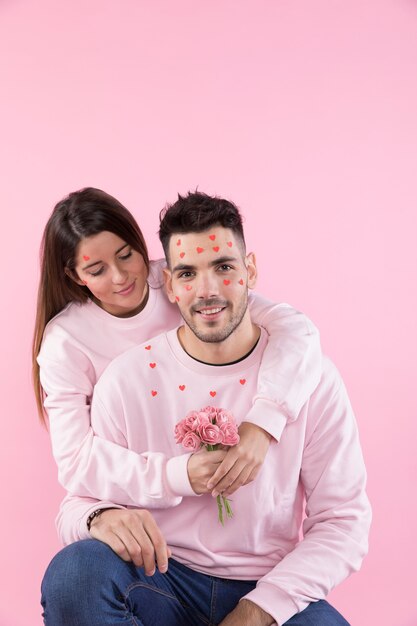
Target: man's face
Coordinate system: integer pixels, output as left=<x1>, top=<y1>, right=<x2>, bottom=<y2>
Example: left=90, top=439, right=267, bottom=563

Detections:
left=164, top=226, right=257, bottom=344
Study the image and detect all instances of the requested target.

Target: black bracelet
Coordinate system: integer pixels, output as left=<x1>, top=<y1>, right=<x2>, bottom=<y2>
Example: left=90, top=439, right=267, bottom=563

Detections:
left=86, top=508, right=106, bottom=531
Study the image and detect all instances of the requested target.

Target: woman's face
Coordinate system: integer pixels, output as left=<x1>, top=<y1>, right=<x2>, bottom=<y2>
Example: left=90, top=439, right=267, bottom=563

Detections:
left=73, top=231, right=148, bottom=317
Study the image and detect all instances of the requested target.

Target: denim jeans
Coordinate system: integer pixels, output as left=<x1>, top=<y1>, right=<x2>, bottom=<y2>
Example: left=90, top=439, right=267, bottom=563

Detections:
left=41, top=539, right=350, bottom=625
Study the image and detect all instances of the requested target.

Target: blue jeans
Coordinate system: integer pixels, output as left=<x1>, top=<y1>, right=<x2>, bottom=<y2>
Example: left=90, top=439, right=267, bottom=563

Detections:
left=41, top=540, right=350, bottom=625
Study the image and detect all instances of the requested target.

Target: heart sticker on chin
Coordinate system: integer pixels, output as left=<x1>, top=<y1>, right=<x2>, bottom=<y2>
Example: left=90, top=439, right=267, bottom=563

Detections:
left=180, top=252, right=185, bottom=258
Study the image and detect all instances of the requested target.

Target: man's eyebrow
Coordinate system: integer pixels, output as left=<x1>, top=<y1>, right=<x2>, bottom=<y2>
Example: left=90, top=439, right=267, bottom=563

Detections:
left=171, top=256, right=239, bottom=273
left=82, top=243, right=129, bottom=269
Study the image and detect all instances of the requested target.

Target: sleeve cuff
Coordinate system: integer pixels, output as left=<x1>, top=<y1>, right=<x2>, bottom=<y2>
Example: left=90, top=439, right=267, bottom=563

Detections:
left=243, top=582, right=306, bottom=626
left=166, top=453, right=195, bottom=497
left=244, top=397, right=288, bottom=442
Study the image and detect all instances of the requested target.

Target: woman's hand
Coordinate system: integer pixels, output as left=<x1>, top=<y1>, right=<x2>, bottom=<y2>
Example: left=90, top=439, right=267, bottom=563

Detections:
left=89, top=508, right=171, bottom=576
left=187, top=449, right=228, bottom=494
left=207, top=422, right=272, bottom=497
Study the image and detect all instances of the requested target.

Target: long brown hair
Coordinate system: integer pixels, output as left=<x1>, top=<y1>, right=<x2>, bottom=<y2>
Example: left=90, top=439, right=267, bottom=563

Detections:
left=33, top=187, right=149, bottom=424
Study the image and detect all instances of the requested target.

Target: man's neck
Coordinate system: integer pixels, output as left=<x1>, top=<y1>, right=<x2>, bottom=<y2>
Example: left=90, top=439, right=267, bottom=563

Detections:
left=177, top=320, right=261, bottom=365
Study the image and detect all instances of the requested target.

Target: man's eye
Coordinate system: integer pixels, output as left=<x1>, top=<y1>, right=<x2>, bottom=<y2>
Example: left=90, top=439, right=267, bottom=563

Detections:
left=219, top=265, right=232, bottom=271
left=179, top=272, right=194, bottom=279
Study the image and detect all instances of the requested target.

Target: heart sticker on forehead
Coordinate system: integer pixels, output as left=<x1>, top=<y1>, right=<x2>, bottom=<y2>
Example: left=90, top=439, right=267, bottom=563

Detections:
left=83, top=255, right=90, bottom=261
left=196, top=247, right=204, bottom=254
left=209, top=234, right=216, bottom=241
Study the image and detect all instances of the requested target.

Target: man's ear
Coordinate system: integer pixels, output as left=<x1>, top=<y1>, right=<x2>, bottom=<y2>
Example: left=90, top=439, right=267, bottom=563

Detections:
left=64, top=267, right=84, bottom=286
left=163, top=267, right=177, bottom=303
left=245, top=252, right=257, bottom=289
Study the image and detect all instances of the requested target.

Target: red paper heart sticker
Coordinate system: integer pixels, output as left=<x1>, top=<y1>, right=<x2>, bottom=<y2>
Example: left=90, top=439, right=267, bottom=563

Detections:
left=239, top=379, right=246, bottom=385
left=175, top=296, right=180, bottom=302
left=83, top=255, right=90, bottom=261
left=210, top=391, right=216, bottom=397
left=179, top=385, right=185, bottom=391
left=145, top=345, right=151, bottom=350
left=213, top=246, right=219, bottom=252
left=180, top=252, right=185, bottom=258
left=238, top=279, right=244, bottom=285
left=185, top=285, right=192, bottom=291
left=223, top=279, right=230, bottom=285
left=227, top=241, right=233, bottom=247
left=209, top=234, right=216, bottom=241
left=149, top=363, right=156, bottom=368
left=176, top=239, right=181, bottom=246
left=151, top=390, right=157, bottom=397
left=197, top=247, right=204, bottom=254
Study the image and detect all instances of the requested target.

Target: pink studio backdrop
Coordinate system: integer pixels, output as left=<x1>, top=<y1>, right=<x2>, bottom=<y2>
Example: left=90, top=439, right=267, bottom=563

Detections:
left=0, top=1, right=416, bottom=624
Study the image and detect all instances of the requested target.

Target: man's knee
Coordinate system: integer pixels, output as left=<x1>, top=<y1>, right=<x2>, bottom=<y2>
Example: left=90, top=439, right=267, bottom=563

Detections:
left=41, top=539, right=121, bottom=605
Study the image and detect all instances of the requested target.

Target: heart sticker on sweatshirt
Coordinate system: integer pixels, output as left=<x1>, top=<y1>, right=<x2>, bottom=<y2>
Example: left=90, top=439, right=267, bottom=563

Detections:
left=210, top=391, right=216, bottom=397
left=179, top=385, right=186, bottom=391
left=149, top=363, right=156, bottom=368
left=239, top=379, right=246, bottom=385
left=151, top=390, right=157, bottom=397
left=145, top=345, right=151, bottom=350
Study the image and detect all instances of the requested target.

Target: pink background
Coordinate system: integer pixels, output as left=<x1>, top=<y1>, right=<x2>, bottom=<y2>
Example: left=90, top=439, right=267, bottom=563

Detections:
left=0, top=1, right=416, bottom=624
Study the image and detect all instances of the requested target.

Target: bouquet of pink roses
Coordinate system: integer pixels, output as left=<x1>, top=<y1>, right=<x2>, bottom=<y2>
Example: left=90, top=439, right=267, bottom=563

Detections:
left=174, top=406, right=240, bottom=525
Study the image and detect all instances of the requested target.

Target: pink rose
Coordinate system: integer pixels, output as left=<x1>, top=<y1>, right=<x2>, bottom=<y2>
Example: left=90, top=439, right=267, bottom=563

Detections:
left=198, top=422, right=223, bottom=445
left=184, top=410, right=209, bottom=431
left=182, top=431, right=202, bottom=451
left=219, top=422, right=240, bottom=446
left=174, top=420, right=188, bottom=444
left=215, top=409, right=234, bottom=426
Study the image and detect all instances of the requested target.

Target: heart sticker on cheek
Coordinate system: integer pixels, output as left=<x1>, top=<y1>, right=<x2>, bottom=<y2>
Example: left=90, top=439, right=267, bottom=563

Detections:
left=180, top=252, right=185, bottom=258
left=227, top=242, right=233, bottom=247
left=185, top=285, right=192, bottom=291
left=209, top=234, right=216, bottom=241
left=223, top=279, right=231, bottom=286
left=175, top=296, right=180, bottom=302
left=213, top=246, right=219, bottom=252
left=82, top=280, right=88, bottom=285
left=83, top=255, right=90, bottom=261
left=238, top=279, right=244, bottom=285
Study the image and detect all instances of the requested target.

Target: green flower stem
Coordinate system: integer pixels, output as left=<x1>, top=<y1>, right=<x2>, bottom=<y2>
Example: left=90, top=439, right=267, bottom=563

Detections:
left=216, top=495, right=224, bottom=525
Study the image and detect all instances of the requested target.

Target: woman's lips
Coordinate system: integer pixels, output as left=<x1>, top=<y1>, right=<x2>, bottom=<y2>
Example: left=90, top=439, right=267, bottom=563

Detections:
left=115, top=281, right=135, bottom=296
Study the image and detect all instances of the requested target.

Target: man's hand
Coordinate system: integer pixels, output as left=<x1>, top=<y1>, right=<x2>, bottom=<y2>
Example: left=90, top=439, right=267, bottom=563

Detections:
left=218, top=599, right=275, bottom=626
left=187, top=448, right=228, bottom=494
left=207, top=422, right=272, bottom=497
left=89, top=508, right=171, bottom=576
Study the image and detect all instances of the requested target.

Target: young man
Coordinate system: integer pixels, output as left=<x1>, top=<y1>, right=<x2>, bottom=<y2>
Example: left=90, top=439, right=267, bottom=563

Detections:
left=42, top=192, right=371, bottom=625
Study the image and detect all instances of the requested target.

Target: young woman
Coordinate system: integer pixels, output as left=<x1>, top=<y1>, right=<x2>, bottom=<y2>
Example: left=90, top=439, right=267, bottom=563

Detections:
left=34, top=187, right=321, bottom=561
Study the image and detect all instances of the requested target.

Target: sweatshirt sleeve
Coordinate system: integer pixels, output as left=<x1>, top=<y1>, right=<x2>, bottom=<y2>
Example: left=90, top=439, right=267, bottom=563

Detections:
left=246, top=294, right=322, bottom=441
left=39, top=337, right=193, bottom=507
left=56, top=492, right=125, bottom=545
left=242, top=365, right=371, bottom=625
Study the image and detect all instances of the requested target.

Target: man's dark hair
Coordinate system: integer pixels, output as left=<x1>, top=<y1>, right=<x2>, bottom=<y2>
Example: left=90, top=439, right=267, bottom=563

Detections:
left=159, top=191, right=246, bottom=262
